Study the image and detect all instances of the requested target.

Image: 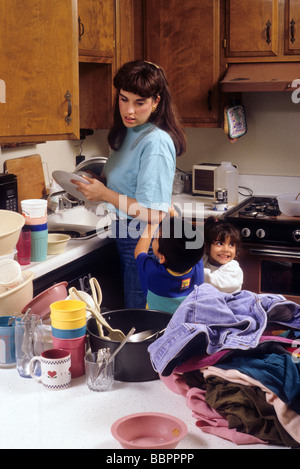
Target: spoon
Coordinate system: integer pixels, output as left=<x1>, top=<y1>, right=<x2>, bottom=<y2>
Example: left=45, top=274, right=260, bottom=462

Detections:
left=128, top=328, right=166, bottom=342
left=69, top=286, right=125, bottom=342
left=96, top=327, right=136, bottom=378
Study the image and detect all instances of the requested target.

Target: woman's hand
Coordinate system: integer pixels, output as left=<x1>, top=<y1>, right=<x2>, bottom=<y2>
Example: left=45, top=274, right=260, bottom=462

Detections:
left=71, top=175, right=106, bottom=202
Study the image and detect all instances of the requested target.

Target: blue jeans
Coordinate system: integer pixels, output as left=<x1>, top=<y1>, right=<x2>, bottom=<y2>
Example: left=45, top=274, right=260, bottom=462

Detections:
left=112, top=218, right=152, bottom=309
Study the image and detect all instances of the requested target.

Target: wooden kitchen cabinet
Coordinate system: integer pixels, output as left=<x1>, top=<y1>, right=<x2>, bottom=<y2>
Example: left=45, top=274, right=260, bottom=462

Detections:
left=224, top=0, right=300, bottom=61
left=285, top=0, right=300, bottom=55
left=144, top=0, right=223, bottom=127
left=0, top=0, right=80, bottom=144
left=78, top=0, right=116, bottom=130
left=78, top=0, right=115, bottom=60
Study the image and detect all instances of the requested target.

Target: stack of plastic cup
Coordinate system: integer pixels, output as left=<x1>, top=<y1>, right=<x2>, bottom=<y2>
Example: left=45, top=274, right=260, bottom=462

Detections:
left=21, top=199, right=48, bottom=262
left=50, top=300, right=87, bottom=378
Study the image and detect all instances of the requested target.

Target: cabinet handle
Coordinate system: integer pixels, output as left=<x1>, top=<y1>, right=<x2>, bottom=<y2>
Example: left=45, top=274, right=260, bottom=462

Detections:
left=266, top=20, right=271, bottom=44
left=64, top=91, right=72, bottom=125
left=290, top=19, right=296, bottom=44
left=78, top=16, right=85, bottom=41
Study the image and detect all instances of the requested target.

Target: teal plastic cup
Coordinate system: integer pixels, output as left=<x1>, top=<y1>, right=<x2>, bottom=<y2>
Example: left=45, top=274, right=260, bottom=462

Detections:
left=30, top=228, right=48, bottom=262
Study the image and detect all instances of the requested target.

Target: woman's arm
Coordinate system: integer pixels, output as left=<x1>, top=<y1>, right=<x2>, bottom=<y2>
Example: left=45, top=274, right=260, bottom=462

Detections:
left=72, top=175, right=164, bottom=223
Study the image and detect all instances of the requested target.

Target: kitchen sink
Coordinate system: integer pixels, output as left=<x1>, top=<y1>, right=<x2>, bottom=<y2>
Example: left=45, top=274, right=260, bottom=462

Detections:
left=47, top=204, right=111, bottom=237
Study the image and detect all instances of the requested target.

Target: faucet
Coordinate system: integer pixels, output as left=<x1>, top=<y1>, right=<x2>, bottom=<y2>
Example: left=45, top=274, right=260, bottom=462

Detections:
left=47, top=191, right=79, bottom=212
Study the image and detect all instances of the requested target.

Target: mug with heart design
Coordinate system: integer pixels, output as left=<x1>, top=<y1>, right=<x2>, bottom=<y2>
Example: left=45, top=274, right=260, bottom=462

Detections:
left=29, top=348, right=71, bottom=390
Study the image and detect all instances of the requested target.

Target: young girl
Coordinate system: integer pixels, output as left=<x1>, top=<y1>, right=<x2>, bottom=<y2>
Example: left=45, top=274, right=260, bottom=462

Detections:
left=203, top=216, right=243, bottom=293
left=72, top=60, right=186, bottom=308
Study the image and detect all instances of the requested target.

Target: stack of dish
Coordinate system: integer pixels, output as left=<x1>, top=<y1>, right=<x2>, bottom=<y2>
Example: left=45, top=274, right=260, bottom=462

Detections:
left=50, top=300, right=87, bottom=378
left=21, top=199, right=48, bottom=262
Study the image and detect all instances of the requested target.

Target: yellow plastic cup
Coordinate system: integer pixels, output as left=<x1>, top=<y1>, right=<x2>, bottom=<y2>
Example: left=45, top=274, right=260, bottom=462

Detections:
left=51, top=316, right=86, bottom=330
left=50, top=300, right=86, bottom=321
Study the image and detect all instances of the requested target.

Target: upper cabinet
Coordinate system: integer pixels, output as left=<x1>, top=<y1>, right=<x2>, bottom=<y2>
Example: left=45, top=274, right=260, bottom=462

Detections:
left=224, top=0, right=300, bottom=61
left=0, top=0, right=80, bottom=144
left=144, top=0, right=223, bottom=127
left=78, top=0, right=115, bottom=61
left=78, top=0, right=116, bottom=130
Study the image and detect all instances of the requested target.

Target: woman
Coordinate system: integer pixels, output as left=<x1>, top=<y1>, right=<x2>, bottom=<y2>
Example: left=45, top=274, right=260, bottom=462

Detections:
left=73, top=60, right=186, bottom=308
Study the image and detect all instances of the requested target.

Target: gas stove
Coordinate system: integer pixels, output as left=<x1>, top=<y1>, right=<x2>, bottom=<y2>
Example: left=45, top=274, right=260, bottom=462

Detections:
left=225, top=196, right=300, bottom=247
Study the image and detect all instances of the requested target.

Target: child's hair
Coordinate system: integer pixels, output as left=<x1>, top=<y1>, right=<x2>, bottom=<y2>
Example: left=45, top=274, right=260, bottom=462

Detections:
left=157, top=215, right=204, bottom=272
left=204, top=216, right=241, bottom=257
left=108, top=60, right=186, bottom=156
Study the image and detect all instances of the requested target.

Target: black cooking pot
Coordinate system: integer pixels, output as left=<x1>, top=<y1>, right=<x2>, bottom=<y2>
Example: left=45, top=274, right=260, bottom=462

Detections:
left=86, top=309, right=172, bottom=382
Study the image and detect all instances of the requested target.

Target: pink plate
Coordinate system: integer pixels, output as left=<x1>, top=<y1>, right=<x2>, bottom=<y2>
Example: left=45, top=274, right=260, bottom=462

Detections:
left=111, top=412, right=188, bottom=449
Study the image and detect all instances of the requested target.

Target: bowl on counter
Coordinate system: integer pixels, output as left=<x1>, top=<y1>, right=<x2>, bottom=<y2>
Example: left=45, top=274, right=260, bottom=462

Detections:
left=0, top=210, right=25, bottom=256
left=277, top=193, right=300, bottom=217
left=0, top=271, right=34, bottom=316
left=86, top=309, right=171, bottom=382
left=111, top=412, right=188, bottom=449
left=47, top=233, right=71, bottom=255
left=21, top=281, right=68, bottom=319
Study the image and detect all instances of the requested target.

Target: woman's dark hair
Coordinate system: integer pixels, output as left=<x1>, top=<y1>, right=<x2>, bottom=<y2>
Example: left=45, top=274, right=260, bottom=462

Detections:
left=204, top=216, right=241, bottom=257
left=107, top=60, right=186, bottom=156
left=157, top=215, right=204, bottom=273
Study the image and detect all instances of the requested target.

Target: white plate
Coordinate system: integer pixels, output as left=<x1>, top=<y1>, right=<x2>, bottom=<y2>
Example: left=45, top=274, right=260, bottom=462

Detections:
left=52, top=170, right=91, bottom=202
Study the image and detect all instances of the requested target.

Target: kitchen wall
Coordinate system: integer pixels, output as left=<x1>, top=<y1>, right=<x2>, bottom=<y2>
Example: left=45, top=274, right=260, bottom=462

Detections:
left=0, top=92, right=299, bottom=190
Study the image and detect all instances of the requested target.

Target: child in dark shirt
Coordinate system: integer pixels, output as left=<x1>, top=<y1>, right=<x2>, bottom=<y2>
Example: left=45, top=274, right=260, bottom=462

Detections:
left=134, top=215, right=204, bottom=314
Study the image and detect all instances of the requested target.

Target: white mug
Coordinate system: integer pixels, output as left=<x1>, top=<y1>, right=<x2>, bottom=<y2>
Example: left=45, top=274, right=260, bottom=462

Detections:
left=29, top=348, right=71, bottom=390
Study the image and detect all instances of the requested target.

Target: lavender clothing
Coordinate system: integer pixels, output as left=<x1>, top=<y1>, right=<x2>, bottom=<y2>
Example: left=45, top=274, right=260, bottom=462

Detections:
left=148, top=283, right=300, bottom=376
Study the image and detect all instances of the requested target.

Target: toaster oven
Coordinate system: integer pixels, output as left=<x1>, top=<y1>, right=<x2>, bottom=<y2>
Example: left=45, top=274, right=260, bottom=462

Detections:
left=192, top=163, right=220, bottom=197
left=0, top=173, right=18, bottom=211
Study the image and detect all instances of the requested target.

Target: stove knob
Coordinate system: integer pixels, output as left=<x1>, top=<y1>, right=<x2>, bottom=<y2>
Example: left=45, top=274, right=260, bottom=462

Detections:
left=292, top=230, right=300, bottom=242
left=241, top=227, right=251, bottom=238
left=256, top=228, right=266, bottom=239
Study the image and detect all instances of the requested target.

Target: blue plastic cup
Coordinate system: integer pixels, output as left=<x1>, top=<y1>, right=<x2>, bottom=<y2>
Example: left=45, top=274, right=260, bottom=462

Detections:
left=30, top=227, right=48, bottom=262
left=0, top=316, right=16, bottom=367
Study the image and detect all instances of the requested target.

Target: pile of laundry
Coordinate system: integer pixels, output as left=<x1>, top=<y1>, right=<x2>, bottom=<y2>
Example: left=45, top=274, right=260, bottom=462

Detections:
left=148, top=283, right=300, bottom=447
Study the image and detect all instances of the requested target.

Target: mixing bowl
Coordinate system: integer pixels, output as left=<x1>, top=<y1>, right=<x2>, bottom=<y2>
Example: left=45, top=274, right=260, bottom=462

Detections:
left=0, top=210, right=25, bottom=255
left=111, top=412, right=188, bottom=449
left=277, top=193, right=300, bottom=217
left=47, top=233, right=71, bottom=255
left=86, top=309, right=171, bottom=382
left=21, top=281, right=68, bottom=319
left=0, top=271, right=34, bottom=315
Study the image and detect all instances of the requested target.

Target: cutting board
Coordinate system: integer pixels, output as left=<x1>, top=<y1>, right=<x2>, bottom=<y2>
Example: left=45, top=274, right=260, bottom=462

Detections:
left=4, top=154, right=47, bottom=212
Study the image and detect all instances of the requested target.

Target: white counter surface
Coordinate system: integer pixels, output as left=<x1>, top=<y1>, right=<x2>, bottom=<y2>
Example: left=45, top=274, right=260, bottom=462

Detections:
left=0, top=366, right=282, bottom=450
left=22, top=231, right=112, bottom=280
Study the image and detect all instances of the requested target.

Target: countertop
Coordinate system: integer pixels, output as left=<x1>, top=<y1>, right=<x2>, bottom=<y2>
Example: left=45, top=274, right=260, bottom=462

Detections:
left=1, top=197, right=286, bottom=451
left=0, top=366, right=283, bottom=450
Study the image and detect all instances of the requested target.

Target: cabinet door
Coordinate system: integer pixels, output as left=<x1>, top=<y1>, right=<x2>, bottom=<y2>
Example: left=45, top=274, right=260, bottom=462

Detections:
left=145, top=0, right=221, bottom=126
left=0, top=0, right=79, bottom=144
left=225, top=0, right=279, bottom=57
left=285, top=0, right=300, bottom=54
left=78, top=0, right=115, bottom=58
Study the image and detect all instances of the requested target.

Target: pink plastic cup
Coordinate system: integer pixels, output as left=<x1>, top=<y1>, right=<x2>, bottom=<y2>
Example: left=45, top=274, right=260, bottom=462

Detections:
left=16, top=230, right=31, bottom=265
left=52, top=335, right=86, bottom=378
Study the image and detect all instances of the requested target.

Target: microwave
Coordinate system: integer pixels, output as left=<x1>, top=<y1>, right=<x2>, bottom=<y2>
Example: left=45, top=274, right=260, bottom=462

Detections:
left=192, top=163, right=220, bottom=197
left=0, top=173, right=18, bottom=211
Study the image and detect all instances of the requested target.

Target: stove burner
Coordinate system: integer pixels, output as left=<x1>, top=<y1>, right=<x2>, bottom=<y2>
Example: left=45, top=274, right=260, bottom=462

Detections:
left=239, top=198, right=281, bottom=218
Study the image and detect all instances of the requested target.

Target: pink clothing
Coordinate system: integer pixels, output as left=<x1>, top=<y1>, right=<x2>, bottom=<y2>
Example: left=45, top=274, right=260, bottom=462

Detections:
left=160, top=373, right=266, bottom=445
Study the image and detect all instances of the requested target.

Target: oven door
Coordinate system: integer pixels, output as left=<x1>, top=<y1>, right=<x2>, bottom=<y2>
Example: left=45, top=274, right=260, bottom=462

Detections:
left=240, top=244, right=300, bottom=304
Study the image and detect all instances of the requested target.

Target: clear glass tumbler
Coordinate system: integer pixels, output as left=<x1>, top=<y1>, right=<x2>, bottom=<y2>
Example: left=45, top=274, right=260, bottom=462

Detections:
left=15, top=314, right=44, bottom=378
left=84, top=350, right=114, bottom=392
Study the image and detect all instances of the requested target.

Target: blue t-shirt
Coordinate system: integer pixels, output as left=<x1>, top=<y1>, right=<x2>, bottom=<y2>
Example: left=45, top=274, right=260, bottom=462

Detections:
left=104, top=123, right=176, bottom=217
left=136, top=252, right=204, bottom=314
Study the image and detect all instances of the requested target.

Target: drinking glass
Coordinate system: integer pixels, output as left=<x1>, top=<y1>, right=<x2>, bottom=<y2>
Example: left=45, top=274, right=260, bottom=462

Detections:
left=15, top=314, right=44, bottom=378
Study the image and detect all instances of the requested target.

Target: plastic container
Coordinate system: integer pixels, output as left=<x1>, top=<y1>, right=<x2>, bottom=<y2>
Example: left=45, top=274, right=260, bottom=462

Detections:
left=30, top=228, right=48, bottom=261
left=52, top=325, right=86, bottom=339
left=0, top=271, right=34, bottom=316
left=215, top=162, right=239, bottom=205
left=52, top=335, right=86, bottom=378
left=0, top=259, right=23, bottom=291
left=0, top=316, right=16, bottom=367
left=21, top=199, right=47, bottom=219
